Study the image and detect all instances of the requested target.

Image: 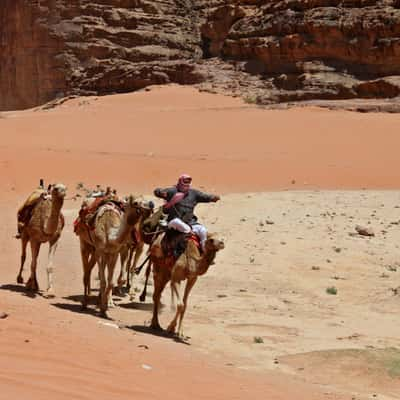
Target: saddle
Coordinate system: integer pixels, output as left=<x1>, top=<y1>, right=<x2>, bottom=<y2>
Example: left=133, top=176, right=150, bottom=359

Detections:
left=17, top=191, right=50, bottom=235
left=73, top=197, right=125, bottom=234
left=161, top=229, right=201, bottom=261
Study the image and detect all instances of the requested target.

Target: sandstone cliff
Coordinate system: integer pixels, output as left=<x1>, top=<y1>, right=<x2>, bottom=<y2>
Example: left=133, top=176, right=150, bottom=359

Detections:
left=2, top=0, right=400, bottom=110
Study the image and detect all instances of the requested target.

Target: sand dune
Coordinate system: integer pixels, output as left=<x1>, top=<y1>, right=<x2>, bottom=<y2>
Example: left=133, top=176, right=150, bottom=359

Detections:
left=1, top=85, right=400, bottom=196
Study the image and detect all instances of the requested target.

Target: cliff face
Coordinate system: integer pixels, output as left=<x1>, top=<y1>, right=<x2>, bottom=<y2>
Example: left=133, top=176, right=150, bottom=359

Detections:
left=0, top=1, right=65, bottom=110
left=2, top=0, right=400, bottom=110
left=0, top=0, right=203, bottom=110
left=199, top=0, right=400, bottom=104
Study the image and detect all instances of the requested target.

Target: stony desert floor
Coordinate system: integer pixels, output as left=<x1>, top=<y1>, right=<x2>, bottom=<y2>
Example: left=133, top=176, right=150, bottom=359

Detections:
left=1, top=86, right=400, bottom=400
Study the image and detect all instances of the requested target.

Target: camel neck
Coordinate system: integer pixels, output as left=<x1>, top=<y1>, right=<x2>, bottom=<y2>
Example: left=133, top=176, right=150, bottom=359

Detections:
left=198, top=249, right=216, bottom=276
left=114, top=209, right=140, bottom=245
left=44, top=196, right=63, bottom=235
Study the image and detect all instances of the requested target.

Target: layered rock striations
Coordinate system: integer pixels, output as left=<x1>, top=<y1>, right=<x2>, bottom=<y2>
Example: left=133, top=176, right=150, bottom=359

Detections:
left=1, top=0, right=203, bottom=110
left=2, top=0, right=400, bottom=110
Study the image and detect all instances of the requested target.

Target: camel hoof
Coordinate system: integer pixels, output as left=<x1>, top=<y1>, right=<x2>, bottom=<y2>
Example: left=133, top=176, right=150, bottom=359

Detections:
left=17, top=276, right=24, bottom=284
left=26, top=279, right=39, bottom=292
left=46, top=290, right=55, bottom=299
left=150, top=323, right=163, bottom=331
left=117, top=279, right=126, bottom=287
left=166, top=325, right=176, bottom=334
left=139, top=293, right=146, bottom=302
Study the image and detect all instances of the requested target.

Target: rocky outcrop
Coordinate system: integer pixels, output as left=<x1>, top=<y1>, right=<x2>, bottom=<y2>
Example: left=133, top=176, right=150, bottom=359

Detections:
left=2, top=0, right=400, bottom=110
left=198, top=0, right=400, bottom=105
left=0, top=0, right=204, bottom=110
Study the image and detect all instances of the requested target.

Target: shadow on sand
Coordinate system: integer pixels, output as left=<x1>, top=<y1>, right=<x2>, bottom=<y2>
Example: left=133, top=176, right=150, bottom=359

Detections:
left=0, top=283, right=42, bottom=299
left=119, top=301, right=156, bottom=312
left=125, top=324, right=191, bottom=345
left=50, top=302, right=107, bottom=319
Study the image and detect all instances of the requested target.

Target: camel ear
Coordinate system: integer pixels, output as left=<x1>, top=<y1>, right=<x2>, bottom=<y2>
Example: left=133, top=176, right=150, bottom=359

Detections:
left=127, top=195, right=136, bottom=205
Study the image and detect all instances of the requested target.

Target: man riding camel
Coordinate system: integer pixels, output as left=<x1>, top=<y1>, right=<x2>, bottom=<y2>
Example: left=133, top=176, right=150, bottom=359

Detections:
left=154, top=174, right=220, bottom=250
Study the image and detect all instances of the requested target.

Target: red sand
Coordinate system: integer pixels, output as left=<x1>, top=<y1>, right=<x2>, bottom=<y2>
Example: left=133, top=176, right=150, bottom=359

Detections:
left=1, top=85, right=397, bottom=400
left=1, top=85, right=399, bottom=197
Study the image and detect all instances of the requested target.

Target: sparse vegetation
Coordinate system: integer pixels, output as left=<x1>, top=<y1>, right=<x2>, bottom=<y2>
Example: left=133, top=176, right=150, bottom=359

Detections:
left=326, top=286, right=338, bottom=295
left=253, top=336, right=264, bottom=344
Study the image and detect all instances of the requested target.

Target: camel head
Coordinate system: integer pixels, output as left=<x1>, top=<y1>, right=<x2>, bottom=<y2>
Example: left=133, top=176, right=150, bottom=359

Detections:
left=51, top=183, right=67, bottom=200
left=124, top=195, right=143, bottom=226
left=204, top=234, right=225, bottom=253
left=142, top=200, right=155, bottom=218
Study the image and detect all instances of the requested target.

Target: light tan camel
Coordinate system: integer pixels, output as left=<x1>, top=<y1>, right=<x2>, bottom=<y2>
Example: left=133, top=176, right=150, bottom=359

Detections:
left=76, top=196, right=144, bottom=315
left=16, top=184, right=67, bottom=296
left=150, top=233, right=224, bottom=336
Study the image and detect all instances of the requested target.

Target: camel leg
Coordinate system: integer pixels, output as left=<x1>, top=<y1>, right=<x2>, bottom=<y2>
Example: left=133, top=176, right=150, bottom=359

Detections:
left=116, top=245, right=129, bottom=294
left=150, top=269, right=169, bottom=331
left=86, top=253, right=97, bottom=294
left=46, top=238, right=58, bottom=297
left=167, top=280, right=181, bottom=334
left=106, top=253, right=118, bottom=309
left=17, top=234, right=29, bottom=284
left=81, top=242, right=95, bottom=309
left=139, top=260, right=151, bottom=302
left=26, top=240, right=41, bottom=292
left=129, top=243, right=144, bottom=300
left=176, top=277, right=197, bottom=338
left=98, top=255, right=107, bottom=316
left=126, top=246, right=134, bottom=290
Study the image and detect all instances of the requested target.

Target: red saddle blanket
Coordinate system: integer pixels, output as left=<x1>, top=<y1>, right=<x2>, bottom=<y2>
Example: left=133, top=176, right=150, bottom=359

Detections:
left=73, top=198, right=124, bottom=234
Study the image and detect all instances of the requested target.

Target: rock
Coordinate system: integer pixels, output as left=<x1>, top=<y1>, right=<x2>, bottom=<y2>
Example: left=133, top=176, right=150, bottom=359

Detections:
left=0, top=312, right=8, bottom=319
left=0, top=0, right=203, bottom=111
left=3, top=1, right=400, bottom=111
left=355, top=225, right=375, bottom=237
left=265, top=219, right=275, bottom=225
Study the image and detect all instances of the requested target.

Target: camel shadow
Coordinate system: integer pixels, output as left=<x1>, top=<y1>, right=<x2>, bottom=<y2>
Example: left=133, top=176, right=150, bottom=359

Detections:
left=119, top=301, right=157, bottom=312
left=125, top=324, right=191, bottom=345
left=51, top=302, right=108, bottom=319
left=0, top=283, right=42, bottom=299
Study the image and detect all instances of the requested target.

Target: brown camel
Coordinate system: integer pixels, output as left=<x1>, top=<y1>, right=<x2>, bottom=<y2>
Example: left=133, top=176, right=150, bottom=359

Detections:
left=116, top=202, right=154, bottom=299
left=76, top=196, right=145, bottom=315
left=16, top=184, right=67, bottom=296
left=149, top=233, right=224, bottom=336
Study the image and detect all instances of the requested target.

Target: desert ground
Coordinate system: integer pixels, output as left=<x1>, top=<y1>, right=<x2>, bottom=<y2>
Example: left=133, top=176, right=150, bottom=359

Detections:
left=1, top=85, right=400, bottom=400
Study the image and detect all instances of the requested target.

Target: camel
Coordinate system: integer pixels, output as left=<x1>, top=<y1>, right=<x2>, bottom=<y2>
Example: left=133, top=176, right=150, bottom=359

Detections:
left=149, top=233, right=224, bottom=336
left=16, top=184, right=67, bottom=296
left=76, top=195, right=147, bottom=315
left=116, top=202, right=154, bottom=299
